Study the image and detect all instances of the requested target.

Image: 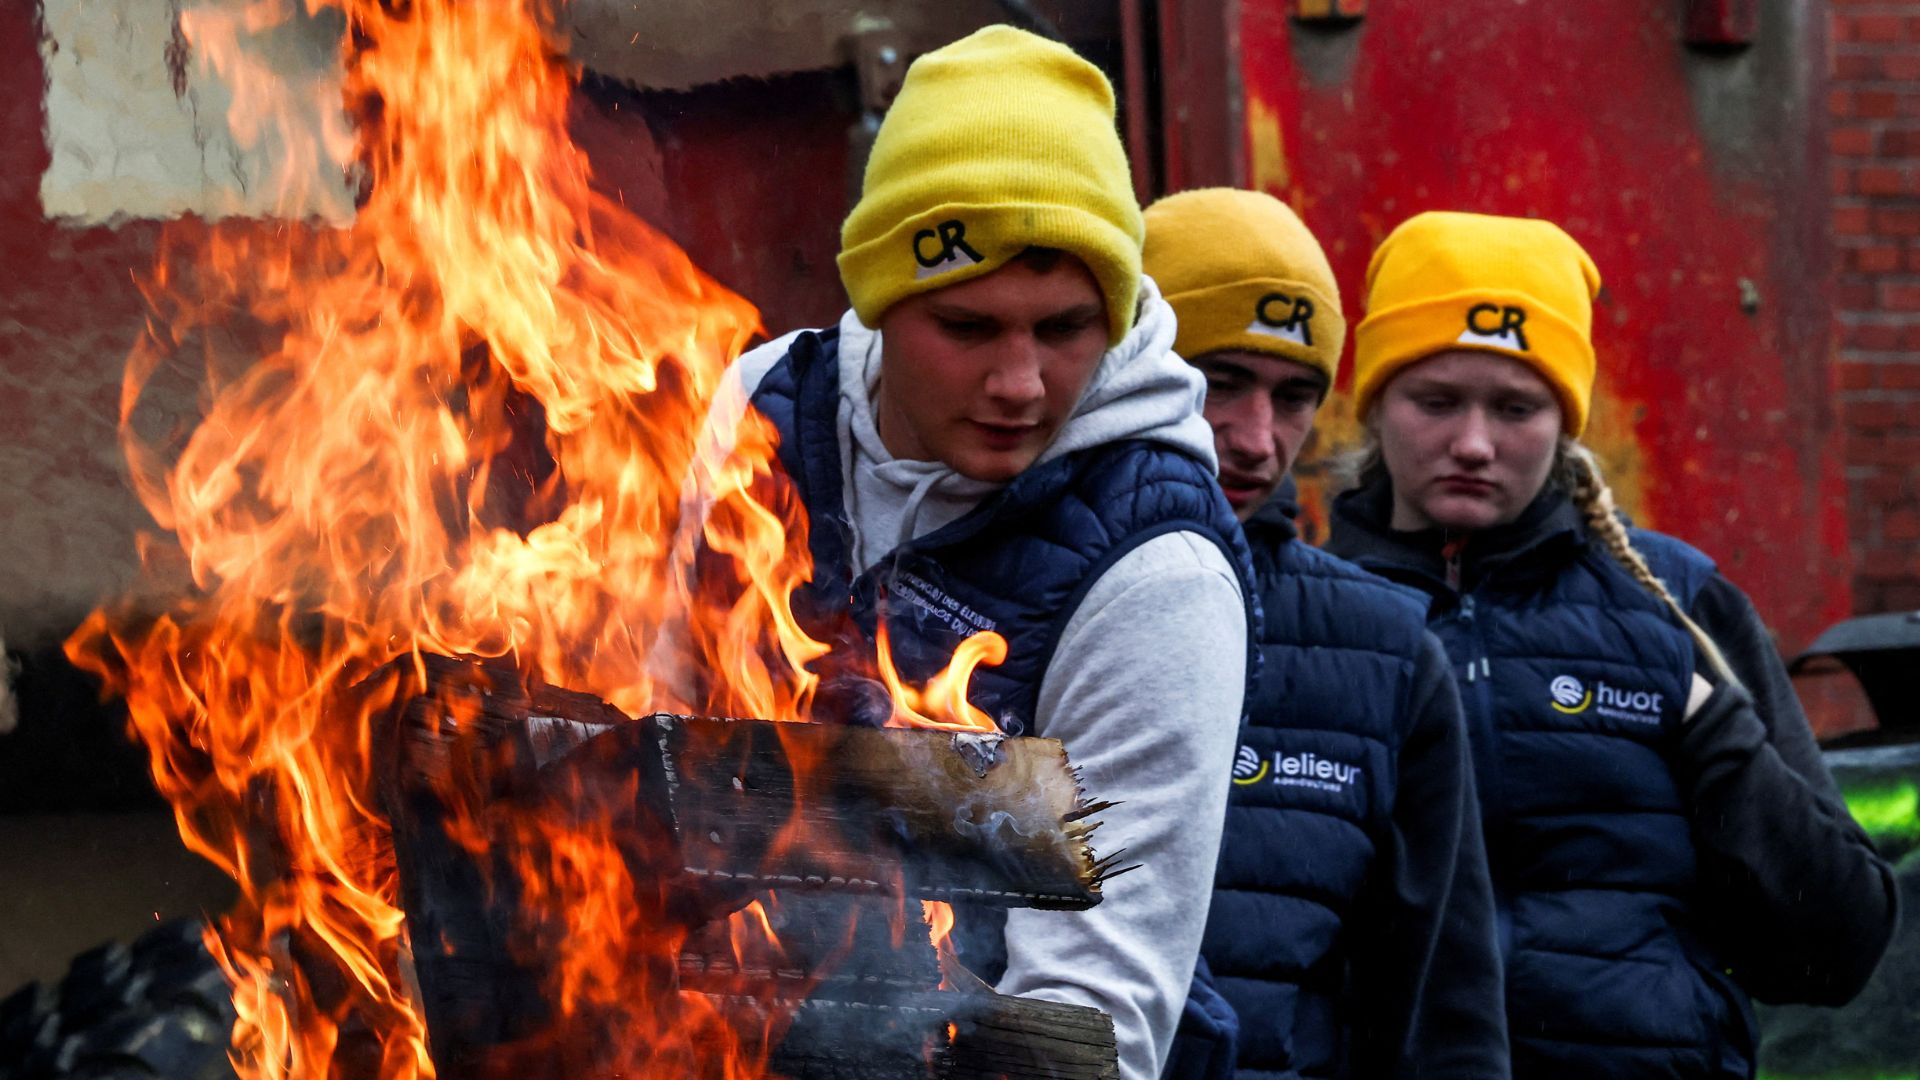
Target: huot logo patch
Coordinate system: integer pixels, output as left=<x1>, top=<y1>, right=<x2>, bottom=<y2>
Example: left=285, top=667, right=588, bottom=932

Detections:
left=1456, top=303, right=1529, bottom=351
left=912, top=219, right=985, bottom=280
left=1549, top=674, right=1591, bottom=712
left=1548, top=673, right=1665, bottom=725
left=1232, top=745, right=1362, bottom=793
left=1245, top=291, right=1315, bottom=347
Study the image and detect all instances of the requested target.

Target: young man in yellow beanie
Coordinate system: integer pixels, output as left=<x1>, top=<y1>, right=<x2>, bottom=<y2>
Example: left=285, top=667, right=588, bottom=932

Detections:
left=1323, top=211, right=1893, bottom=1078
left=1143, top=189, right=1508, bottom=1080
left=689, top=27, right=1257, bottom=1080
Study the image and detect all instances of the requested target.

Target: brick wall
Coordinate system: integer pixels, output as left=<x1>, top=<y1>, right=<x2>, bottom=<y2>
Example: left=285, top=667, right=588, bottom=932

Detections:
left=1832, top=0, right=1920, bottom=614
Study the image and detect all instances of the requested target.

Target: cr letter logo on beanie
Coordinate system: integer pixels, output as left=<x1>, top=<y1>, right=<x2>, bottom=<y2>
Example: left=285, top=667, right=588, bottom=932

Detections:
left=1458, top=303, right=1529, bottom=352
left=913, top=219, right=986, bottom=279
left=1248, top=292, right=1317, bottom=348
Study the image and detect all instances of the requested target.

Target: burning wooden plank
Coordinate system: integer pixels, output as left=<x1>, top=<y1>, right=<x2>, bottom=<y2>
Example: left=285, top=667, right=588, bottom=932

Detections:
left=374, top=654, right=1121, bottom=1078
left=752, top=988, right=1120, bottom=1080
left=649, top=713, right=1115, bottom=908
left=677, top=893, right=942, bottom=997
left=380, top=654, right=1117, bottom=907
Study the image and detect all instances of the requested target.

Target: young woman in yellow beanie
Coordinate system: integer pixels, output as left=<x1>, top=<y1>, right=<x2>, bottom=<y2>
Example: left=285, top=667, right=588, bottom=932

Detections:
left=686, top=26, right=1256, bottom=1080
left=1324, top=211, right=1895, bottom=1079
left=1143, top=189, right=1508, bottom=1080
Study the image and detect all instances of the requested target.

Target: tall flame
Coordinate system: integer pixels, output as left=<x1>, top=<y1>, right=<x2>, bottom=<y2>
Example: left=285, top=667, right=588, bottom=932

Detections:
left=67, top=0, right=827, bottom=1075
left=65, top=1, right=1017, bottom=1075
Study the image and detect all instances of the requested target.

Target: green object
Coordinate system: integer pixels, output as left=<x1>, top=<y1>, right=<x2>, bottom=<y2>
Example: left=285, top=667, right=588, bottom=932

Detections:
left=1842, top=779, right=1920, bottom=842
left=1758, top=747, right=1920, bottom=1078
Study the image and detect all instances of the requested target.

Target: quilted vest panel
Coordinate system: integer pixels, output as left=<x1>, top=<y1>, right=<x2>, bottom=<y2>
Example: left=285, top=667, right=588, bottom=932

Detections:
left=1206, top=536, right=1426, bottom=1079
left=750, top=329, right=1259, bottom=980
left=1432, top=532, right=1755, bottom=1079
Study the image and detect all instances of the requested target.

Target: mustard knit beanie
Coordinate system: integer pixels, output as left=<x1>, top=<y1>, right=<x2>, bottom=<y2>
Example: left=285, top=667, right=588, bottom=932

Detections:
left=1143, top=188, right=1344, bottom=382
left=1352, top=211, right=1602, bottom=434
left=837, top=25, right=1144, bottom=345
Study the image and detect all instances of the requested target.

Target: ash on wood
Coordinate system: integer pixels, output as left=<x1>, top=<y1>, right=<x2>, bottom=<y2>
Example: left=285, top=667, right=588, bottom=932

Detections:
left=651, top=713, right=1117, bottom=908
left=375, top=654, right=1120, bottom=1080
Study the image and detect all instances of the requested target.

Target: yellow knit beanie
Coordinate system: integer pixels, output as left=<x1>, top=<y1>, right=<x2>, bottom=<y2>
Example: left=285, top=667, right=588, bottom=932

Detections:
left=837, top=25, right=1144, bottom=345
left=1142, top=188, right=1344, bottom=382
left=1352, top=211, right=1602, bottom=434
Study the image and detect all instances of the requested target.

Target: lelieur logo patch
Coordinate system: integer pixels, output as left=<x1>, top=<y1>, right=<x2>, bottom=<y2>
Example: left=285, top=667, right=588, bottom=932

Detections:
left=1549, top=673, right=1665, bottom=725
left=1456, top=303, right=1529, bottom=351
left=1245, top=291, right=1315, bottom=347
left=1232, top=744, right=1361, bottom=793
left=913, top=219, right=985, bottom=280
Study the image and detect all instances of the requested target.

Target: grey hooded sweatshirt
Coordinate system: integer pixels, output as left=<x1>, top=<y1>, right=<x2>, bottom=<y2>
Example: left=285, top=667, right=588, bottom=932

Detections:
left=708, top=279, right=1248, bottom=1079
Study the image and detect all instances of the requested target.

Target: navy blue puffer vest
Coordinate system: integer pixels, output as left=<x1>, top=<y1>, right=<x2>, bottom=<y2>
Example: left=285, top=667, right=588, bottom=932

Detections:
left=1343, top=497, right=1755, bottom=1080
left=749, top=329, right=1259, bottom=974
left=1203, top=510, right=1427, bottom=1080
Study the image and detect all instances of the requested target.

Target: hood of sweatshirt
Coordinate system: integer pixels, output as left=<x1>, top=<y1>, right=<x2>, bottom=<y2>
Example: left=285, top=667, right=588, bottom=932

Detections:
left=832, top=275, right=1218, bottom=570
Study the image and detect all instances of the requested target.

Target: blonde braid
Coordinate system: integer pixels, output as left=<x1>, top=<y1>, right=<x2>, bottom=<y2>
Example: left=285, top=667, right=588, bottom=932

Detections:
left=1562, top=442, right=1745, bottom=690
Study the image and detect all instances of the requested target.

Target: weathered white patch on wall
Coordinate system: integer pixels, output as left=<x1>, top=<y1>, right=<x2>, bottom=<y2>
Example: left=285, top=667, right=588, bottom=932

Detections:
left=38, top=0, right=355, bottom=224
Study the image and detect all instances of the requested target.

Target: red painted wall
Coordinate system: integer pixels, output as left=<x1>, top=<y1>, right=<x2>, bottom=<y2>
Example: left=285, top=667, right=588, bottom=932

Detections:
left=1830, top=0, right=1920, bottom=615
left=1235, top=0, right=1852, bottom=652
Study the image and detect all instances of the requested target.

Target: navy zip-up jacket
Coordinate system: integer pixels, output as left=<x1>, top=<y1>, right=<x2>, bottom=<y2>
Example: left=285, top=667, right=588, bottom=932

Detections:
left=1327, top=478, right=1895, bottom=1079
left=730, top=316, right=1261, bottom=1078
left=1189, top=497, right=1507, bottom=1080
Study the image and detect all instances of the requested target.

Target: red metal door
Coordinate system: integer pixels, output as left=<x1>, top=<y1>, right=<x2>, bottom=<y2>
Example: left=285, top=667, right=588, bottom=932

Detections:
left=1161, top=0, right=1848, bottom=650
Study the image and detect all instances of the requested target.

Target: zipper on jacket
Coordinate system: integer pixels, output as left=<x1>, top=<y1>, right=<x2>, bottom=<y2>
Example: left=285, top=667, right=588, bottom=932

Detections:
left=1463, top=600, right=1508, bottom=952
left=1442, top=531, right=1469, bottom=592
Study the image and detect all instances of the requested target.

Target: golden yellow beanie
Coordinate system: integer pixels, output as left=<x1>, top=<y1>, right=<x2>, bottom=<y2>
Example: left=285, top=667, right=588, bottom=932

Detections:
left=1352, top=211, right=1602, bottom=434
left=837, top=26, right=1143, bottom=345
left=1142, top=188, right=1344, bottom=382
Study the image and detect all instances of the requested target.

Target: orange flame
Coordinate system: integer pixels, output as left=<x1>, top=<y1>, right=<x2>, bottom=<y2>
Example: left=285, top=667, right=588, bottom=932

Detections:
left=730, top=900, right=785, bottom=969
left=877, top=625, right=1008, bottom=733
left=63, top=0, right=1028, bottom=1075
left=66, top=0, right=825, bottom=1076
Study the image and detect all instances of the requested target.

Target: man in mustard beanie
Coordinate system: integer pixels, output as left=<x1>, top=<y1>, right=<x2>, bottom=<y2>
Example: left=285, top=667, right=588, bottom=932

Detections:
left=689, top=27, right=1256, bottom=1080
left=1144, top=189, right=1508, bottom=1080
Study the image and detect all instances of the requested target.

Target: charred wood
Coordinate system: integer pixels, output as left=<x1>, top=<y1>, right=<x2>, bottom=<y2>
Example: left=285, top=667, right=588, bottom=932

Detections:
left=651, top=714, right=1109, bottom=908
left=373, top=654, right=1121, bottom=1079
left=678, top=894, right=942, bottom=999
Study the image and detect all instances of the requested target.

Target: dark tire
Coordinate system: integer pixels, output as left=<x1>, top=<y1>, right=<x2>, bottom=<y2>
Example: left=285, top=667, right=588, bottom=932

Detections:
left=0, top=919, right=237, bottom=1080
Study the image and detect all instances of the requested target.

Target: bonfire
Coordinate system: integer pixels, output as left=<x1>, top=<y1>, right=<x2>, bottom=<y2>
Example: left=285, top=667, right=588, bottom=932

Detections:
left=65, top=3, right=1118, bottom=1078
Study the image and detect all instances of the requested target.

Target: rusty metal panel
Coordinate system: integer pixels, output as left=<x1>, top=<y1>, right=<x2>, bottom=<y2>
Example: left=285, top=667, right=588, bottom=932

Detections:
left=564, top=0, right=1122, bottom=90
left=561, top=0, right=1006, bottom=90
left=571, top=72, right=856, bottom=335
left=1231, top=0, right=1846, bottom=649
left=1156, top=0, right=1245, bottom=191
